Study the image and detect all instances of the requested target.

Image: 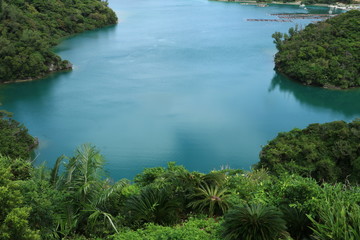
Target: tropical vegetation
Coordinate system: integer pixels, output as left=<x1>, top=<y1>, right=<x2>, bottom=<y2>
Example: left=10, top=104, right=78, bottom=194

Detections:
left=0, top=110, right=38, bottom=159
left=1, top=2, right=360, bottom=238
left=0, top=0, right=117, bottom=83
left=222, top=204, right=287, bottom=240
left=0, top=117, right=359, bottom=239
left=257, top=119, right=360, bottom=184
left=273, top=10, right=360, bottom=89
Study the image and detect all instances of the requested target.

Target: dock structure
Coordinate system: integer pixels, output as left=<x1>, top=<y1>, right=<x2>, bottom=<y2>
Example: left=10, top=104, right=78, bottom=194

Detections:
left=271, top=13, right=336, bottom=16
left=277, top=15, right=332, bottom=19
left=246, top=13, right=338, bottom=24
left=247, top=19, right=292, bottom=22
left=270, top=13, right=336, bottom=19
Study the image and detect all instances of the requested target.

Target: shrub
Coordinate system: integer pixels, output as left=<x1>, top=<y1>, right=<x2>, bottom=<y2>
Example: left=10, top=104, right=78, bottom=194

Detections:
left=111, top=217, right=221, bottom=240
left=222, top=204, right=287, bottom=240
left=125, top=187, right=181, bottom=226
left=281, top=206, right=312, bottom=240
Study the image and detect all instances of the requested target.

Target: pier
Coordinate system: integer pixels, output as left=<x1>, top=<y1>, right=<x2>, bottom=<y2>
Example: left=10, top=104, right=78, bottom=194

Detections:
left=247, top=19, right=292, bottom=22
left=271, top=13, right=336, bottom=19
left=246, top=13, right=337, bottom=23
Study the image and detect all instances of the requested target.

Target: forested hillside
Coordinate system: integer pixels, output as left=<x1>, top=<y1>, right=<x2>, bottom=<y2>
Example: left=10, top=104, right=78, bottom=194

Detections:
left=257, top=119, right=360, bottom=183
left=0, top=110, right=37, bottom=159
left=0, top=0, right=117, bottom=83
left=273, top=10, right=360, bottom=89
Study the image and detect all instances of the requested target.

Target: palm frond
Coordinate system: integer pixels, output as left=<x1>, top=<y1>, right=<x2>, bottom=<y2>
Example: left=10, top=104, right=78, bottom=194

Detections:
left=85, top=206, right=119, bottom=234
left=50, top=155, right=65, bottom=188
left=188, top=182, right=230, bottom=216
left=126, top=187, right=180, bottom=225
left=96, top=178, right=129, bottom=206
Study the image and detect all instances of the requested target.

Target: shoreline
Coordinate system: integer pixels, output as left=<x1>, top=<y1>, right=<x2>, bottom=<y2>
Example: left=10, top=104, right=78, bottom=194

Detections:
left=2, top=68, right=72, bottom=85
left=1, top=23, right=118, bottom=85
left=274, top=71, right=355, bottom=90
left=210, top=0, right=359, bottom=8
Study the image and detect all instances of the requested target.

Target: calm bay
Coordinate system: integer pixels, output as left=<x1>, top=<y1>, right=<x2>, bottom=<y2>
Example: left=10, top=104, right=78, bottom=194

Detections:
left=0, top=0, right=358, bottom=180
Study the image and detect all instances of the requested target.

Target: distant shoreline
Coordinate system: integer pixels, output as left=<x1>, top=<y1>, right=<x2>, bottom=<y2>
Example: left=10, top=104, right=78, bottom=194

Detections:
left=209, top=0, right=358, bottom=8
left=210, top=0, right=312, bottom=5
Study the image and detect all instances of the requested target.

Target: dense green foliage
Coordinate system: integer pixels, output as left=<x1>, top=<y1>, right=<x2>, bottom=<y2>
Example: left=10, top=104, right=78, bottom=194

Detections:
left=0, top=0, right=117, bottom=82
left=1, top=113, right=360, bottom=239
left=0, top=155, right=40, bottom=240
left=50, top=145, right=128, bottom=238
left=222, top=204, right=287, bottom=240
left=0, top=111, right=37, bottom=159
left=111, top=218, right=221, bottom=240
left=308, top=184, right=360, bottom=240
left=0, top=143, right=359, bottom=239
left=257, top=119, right=360, bottom=183
left=2, top=0, right=359, bottom=238
left=273, top=11, right=360, bottom=89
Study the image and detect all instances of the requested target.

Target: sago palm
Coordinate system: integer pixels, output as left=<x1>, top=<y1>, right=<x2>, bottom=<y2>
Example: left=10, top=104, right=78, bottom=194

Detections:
left=188, top=182, right=230, bottom=217
left=126, top=186, right=180, bottom=225
left=222, top=204, right=287, bottom=240
left=280, top=205, right=312, bottom=240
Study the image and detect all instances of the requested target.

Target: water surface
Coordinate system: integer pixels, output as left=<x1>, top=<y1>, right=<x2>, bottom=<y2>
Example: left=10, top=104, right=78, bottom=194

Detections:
left=0, top=0, right=358, bottom=180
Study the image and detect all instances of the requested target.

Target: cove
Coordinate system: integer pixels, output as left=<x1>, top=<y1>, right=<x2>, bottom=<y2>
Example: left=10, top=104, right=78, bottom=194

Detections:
left=0, top=0, right=359, bottom=180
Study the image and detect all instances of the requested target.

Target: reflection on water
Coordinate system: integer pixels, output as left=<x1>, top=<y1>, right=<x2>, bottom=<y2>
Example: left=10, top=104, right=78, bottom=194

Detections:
left=269, top=74, right=360, bottom=117
left=0, top=70, right=73, bottom=112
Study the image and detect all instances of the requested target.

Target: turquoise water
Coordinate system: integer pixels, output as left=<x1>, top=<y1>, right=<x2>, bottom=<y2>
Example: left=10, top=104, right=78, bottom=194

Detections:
left=0, top=0, right=358, bottom=180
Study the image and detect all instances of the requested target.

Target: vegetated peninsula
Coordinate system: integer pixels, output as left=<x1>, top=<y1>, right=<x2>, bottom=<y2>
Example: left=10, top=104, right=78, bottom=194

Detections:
left=257, top=119, right=360, bottom=183
left=0, top=0, right=117, bottom=83
left=272, top=10, right=360, bottom=89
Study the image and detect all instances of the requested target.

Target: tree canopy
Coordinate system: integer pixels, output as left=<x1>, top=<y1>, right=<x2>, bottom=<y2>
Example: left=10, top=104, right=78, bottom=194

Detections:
left=273, top=10, right=360, bottom=89
left=257, top=119, right=360, bottom=183
left=0, top=111, right=38, bottom=159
